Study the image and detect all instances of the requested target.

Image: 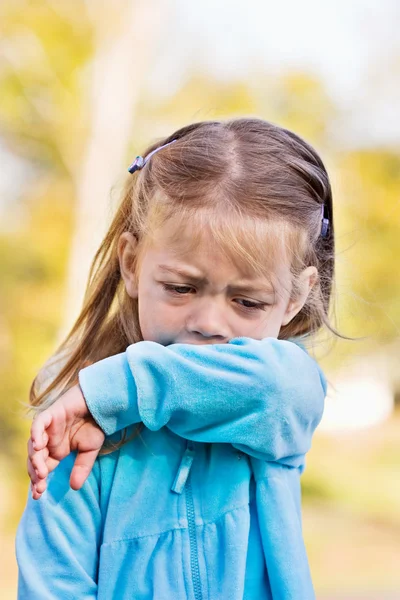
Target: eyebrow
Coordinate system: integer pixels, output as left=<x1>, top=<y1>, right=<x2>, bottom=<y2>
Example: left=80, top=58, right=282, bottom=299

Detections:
left=157, top=265, right=276, bottom=294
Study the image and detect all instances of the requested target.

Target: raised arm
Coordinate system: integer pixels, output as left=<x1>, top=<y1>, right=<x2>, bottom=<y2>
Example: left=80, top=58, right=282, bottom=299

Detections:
left=29, top=337, right=326, bottom=497
left=79, top=336, right=326, bottom=467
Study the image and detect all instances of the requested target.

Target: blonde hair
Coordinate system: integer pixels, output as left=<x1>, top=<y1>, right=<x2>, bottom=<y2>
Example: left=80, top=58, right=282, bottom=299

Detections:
left=31, top=119, right=338, bottom=443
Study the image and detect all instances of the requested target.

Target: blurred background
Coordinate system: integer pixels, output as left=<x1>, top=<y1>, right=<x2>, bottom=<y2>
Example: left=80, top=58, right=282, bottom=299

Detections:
left=1, top=0, right=399, bottom=598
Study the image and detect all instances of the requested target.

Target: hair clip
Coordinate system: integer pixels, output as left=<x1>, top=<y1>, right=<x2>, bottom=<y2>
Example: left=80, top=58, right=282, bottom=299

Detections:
left=320, top=204, right=330, bottom=238
left=128, top=140, right=176, bottom=174
left=127, top=156, right=145, bottom=173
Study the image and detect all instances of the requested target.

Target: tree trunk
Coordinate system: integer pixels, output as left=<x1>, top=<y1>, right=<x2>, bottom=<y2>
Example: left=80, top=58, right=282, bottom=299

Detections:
left=60, top=0, right=164, bottom=338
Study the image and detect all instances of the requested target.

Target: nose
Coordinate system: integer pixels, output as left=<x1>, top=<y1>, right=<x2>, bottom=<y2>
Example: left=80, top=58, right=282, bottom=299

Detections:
left=186, top=297, right=230, bottom=342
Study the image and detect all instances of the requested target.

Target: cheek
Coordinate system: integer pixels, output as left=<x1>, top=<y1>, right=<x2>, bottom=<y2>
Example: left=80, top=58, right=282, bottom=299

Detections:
left=257, top=306, right=287, bottom=337
left=138, top=295, right=184, bottom=341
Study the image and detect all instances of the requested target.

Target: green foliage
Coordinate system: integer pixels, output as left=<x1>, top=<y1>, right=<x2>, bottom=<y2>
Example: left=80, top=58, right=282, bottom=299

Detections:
left=0, top=181, right=73, bottom=463
left=334, top=150, right=400, bottom=342
left=0, top=0, right=93, bottom=173
left=0, top=1, right=92, bottom=470
left=133, top=71, right=334, bottom=151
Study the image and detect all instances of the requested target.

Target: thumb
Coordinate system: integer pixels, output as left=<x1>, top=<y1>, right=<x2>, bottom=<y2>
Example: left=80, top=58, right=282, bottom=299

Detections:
left=69, top=449, right=100, bottom=491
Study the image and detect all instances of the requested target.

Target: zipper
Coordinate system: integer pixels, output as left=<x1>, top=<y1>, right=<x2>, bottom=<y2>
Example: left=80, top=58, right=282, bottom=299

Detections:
left=171, top=445, right=195, bottom=494
left=171, top=441, right=202, bottom=600
left=185, top=461, right=202, bottom=600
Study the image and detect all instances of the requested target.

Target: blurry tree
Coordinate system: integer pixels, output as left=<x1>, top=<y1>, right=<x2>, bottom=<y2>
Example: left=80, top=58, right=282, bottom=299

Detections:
left=335, top=150, right=400, bottom=342
left=253, top=72, right=336, bottom=149
left=136, top=71, right=335, bottom=150
left=0, top=1, right=93, bottom=174
left=62, top=0, right=167, bottom=334
left=0, top=1, right=93, bottom=471
left=0, top=0, right=167, bottom=474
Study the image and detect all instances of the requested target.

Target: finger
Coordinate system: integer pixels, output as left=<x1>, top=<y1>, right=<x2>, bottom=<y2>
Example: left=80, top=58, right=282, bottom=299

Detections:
left=28, top=439, right=49, bottom=479
left=30, top=448, right=49, bottom=479
left=32, top=482, right=45, bottom=501
left=70, top=449, right=100, bottom=491
left=31, top=481, right=40, bottom=500
left=45, top=407, right=70, bottom=459
left=34, top=477, right=47, bottom=495
left=44, top=455, right=60, bottom=476
left=31, top=412, right=52, bottom=450
left=27, top=457, right=41, bottom=485
left=30, top=453, right=60, bottom=493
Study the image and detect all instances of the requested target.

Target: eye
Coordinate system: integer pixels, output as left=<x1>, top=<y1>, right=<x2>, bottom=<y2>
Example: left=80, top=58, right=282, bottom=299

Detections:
left=162, top=284, right=194, bottom=295
left=235, top=299, right=269, bottom=311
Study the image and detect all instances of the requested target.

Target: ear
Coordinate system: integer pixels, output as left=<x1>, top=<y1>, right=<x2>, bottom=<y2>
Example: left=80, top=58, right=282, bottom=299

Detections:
left=281, top=266, right=318, bottom=326
left=118, top=232, right=139, bottom=299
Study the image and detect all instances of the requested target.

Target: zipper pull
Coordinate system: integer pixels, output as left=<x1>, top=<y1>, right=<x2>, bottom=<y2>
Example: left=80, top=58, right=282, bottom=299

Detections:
left=171, top=447, right=196, bottom=494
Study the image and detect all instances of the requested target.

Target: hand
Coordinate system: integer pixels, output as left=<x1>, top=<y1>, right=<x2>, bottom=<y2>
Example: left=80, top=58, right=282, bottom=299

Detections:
left=28, top=384, right=105, bottom=500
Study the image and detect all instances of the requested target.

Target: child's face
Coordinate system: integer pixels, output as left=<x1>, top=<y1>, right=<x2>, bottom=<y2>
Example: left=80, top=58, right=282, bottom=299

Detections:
left=119, top=219, right=316, bottom=345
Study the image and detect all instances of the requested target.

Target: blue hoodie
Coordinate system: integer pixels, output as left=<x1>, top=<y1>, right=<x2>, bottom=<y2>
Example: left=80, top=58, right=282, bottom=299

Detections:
left=16, top=337, right=326, bottom=600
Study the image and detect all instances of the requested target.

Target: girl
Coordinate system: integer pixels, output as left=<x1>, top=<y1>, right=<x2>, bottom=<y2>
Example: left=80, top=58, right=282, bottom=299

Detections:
left=17, top=118, right=334, bottom=600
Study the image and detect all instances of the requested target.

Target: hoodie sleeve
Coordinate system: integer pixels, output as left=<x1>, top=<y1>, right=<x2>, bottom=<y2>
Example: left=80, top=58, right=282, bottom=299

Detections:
left=79, top=337, right=326, bottom=468
left=16, top=454, right=101, bottom=599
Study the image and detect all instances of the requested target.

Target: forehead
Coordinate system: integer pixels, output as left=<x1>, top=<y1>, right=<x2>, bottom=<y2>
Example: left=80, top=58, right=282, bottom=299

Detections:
left=144, top=210, right=294, bottom=293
